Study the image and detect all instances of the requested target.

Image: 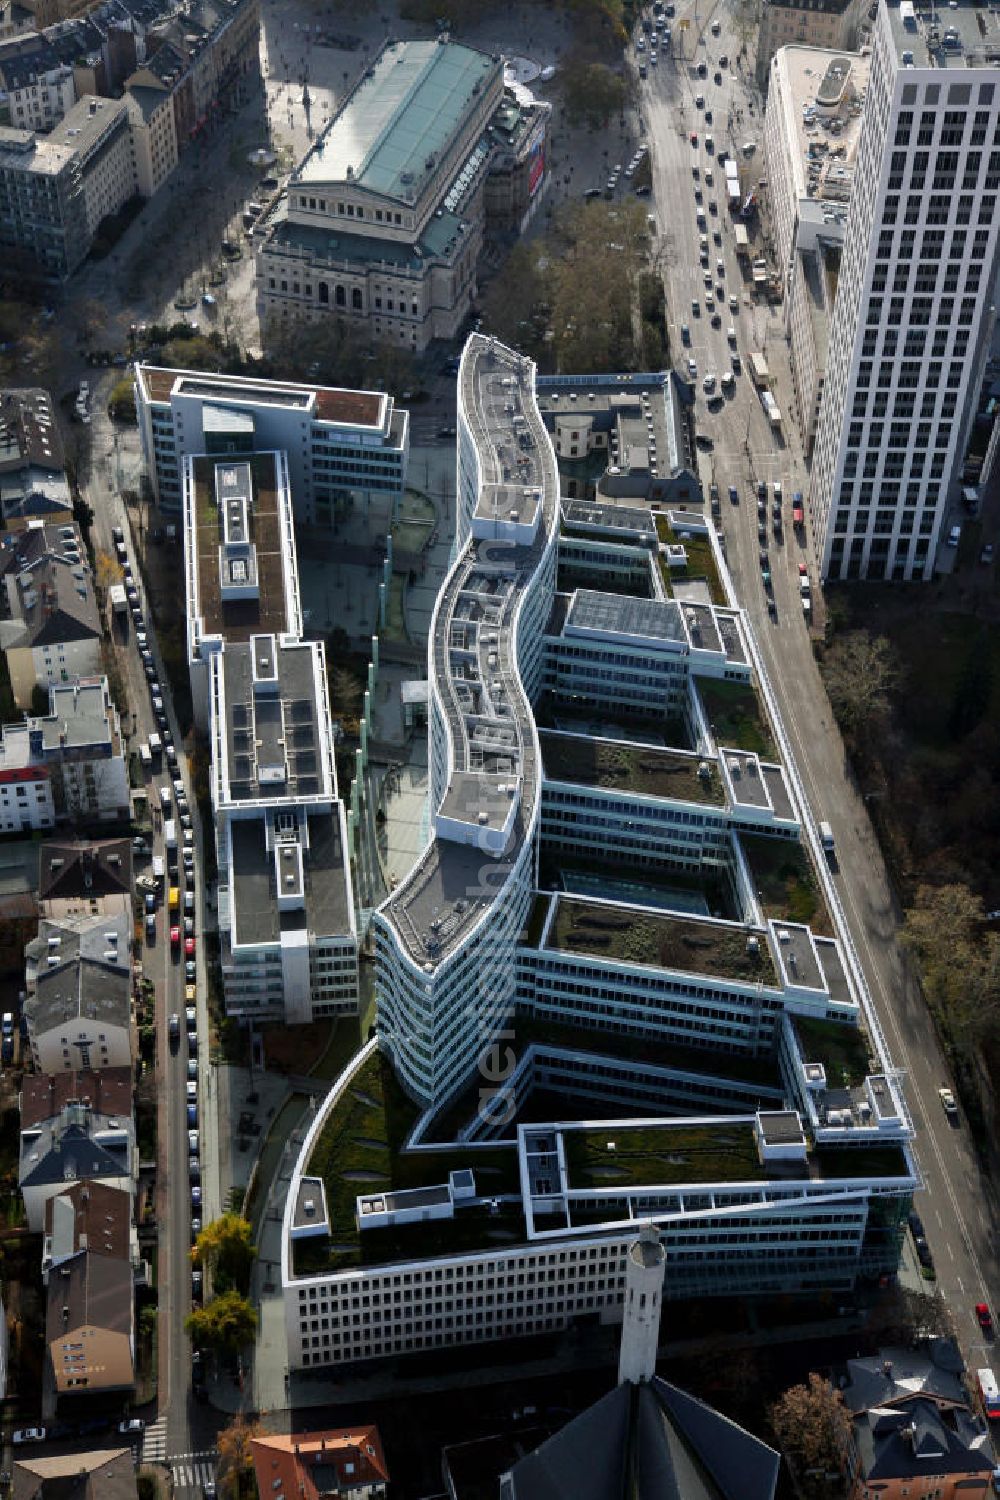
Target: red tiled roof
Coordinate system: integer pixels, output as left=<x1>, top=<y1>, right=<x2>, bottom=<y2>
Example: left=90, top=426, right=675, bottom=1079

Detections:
left=251, top=1428, right=389, bottom=1499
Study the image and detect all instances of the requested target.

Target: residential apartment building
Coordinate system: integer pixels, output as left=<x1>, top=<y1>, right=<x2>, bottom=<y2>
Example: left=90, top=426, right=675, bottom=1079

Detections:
left=14, top=1449, right=139, bottom=1500
left=809, top=0, right=1000, bottom=581
left=19, top=1097, right=134, bottom=1231
left=135, top=364, right=409, bottom=520
left=4, top=51, right=76, bottom=133
left=0, top=387, right=71, bottom=529
left=763, top=47, right=868, bottom=454
left=180, top=447, right=358, bottom=1024
left=0, top=677, right=130, bottom=830
left=24, top=946, right=132, bottom=1072
left=281, top=336, right=917, bottom=1373
left=125, top=82, right=177, bottom=195
left=757, top=0, right=869, bottom=88
left=0, top=520, right=102, bottom=706
left=251, top=1430, right=389, bottom=1500
left=255, top=39, right=548, bottom=354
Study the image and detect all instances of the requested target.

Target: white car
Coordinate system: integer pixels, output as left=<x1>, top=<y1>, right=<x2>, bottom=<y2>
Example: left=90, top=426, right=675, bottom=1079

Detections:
left=938, top=1086, right=958, bottom=1117
left=13, top=1429, right=46, bottom=1445
left=687, top=357, right=697, bottom=377
left=703, top=374, right=716, bottom=394
left=119, top=1419, right=145, bottom=1435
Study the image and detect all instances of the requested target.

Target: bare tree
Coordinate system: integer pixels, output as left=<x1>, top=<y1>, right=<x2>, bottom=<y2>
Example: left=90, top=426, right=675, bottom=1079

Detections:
left=770, top=1374, right=853, bottom=1500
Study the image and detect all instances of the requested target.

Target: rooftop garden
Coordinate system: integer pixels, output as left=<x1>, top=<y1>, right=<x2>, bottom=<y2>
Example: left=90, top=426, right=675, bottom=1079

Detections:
left=812, top=1142, right=910, bottom=1181
left=299, top=1048, right=523, bottom=1273
left=741, top=832, right=833, bottom=935
left=549, top=899, right=778, bottom=986
left=793, top=1015, right=872, bottom=1090
left=697, top=678, right=777, bottom=760
left=564, top=1122, right=765, bottom=1189
left=540, top=732, right=724, bottom=806
left=533, top=692, right=692, bottom=752
left=656, top=515, right=727, bottom=606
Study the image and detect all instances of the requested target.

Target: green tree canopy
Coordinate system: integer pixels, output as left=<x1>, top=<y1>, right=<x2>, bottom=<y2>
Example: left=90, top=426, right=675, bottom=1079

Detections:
left=191, top=1212, right=256, bottom=1296
left=185, top=1289, right=258, bottom=1354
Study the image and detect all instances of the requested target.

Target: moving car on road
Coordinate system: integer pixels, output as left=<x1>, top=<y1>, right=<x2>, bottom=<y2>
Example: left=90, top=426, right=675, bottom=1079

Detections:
left=939, top=1086, right=958, bottom=1118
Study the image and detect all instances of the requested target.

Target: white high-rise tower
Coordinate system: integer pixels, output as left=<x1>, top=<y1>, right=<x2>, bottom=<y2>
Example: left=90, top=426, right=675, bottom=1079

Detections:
left=618, top=1224, right=666, bottom=1386
left=810, top=0, right=1000, bottom=582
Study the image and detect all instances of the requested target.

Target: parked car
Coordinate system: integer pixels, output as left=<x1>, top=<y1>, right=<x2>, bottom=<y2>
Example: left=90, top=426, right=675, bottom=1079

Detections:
left=119, top=1420, right=145, bottom=1435
left=13, top=1430, right=47, bottom=1445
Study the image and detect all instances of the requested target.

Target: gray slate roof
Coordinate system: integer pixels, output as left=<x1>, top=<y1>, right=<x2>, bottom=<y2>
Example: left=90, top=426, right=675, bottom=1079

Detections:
left=507, top=1378, right=779, bottom=1500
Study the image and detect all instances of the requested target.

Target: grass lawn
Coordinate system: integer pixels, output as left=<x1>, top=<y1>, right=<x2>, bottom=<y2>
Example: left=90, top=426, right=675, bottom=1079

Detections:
left=793, top=1015, right=871, bottom=1089
left=550, top=898, right=778, bottom=986
left=564, top=1122, right=764, bottom=1188
left=698, top=679, right=777, bottom=759
left=741, top=833, right=832, bottom=934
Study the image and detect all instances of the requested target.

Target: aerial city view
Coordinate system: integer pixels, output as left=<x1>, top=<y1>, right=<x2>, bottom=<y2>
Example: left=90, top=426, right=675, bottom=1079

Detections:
left=0, top=0, right=999, bottom=1493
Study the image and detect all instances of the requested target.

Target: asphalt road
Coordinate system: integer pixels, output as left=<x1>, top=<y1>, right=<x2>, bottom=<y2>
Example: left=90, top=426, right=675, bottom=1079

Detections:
left=78, top=432, right=219, bottom=1480
left=638, top=1, right=1000, bottom=1364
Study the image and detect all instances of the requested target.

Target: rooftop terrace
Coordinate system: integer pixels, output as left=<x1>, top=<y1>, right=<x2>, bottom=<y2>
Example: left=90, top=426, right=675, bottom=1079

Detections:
left=539, top=730, right=724, bottom=806
left=138, top=365, right=387, bottom=429
left=547, top=896, right=778, bottom=987
left=189, top=452, right=293, bottom=645
left=741, top=831, right=832, bottom=934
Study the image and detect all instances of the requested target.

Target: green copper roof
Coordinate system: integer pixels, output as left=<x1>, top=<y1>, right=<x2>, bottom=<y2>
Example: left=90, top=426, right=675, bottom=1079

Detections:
left=296, top=39, right=498, bottom=202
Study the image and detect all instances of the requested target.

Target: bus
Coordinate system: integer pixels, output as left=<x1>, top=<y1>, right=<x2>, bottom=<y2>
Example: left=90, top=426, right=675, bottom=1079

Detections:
left=979, top=1369, right=1000, bottom=1419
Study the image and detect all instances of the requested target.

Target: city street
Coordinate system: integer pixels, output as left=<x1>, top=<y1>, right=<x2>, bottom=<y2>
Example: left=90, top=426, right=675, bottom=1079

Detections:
left=638, top=0, right=1000, bottom=1366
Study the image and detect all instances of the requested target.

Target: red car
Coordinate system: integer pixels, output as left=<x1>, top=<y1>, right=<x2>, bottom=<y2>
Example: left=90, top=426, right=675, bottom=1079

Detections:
left=976, top=1302, right=993, bottom=1334
left=798, top=562, right=808, bottom=577
left=170, top=925, right=180, bottom=946
left=185, top=936, right=196, bottom=957
left=690, top=132, right=698, bottom=145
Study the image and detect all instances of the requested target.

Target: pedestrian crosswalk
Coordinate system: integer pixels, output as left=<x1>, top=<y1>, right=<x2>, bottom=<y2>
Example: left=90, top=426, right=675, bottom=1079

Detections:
left=171, top=1456, right=217, bottom=1494
left=141, top=1418, right=168, bottom=1464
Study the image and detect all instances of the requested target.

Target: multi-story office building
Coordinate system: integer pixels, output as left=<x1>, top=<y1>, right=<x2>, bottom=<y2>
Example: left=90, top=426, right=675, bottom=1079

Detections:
left=373, top=335, right=560, bottom=1110
left=809, top=0, right=1000, bottom=581
left=280, top=336, right=916, bottom=1373
left=135, top=364, right=408, bottom=520
left=0, top=94, right=132, bottom=275
left=763, top=47, right=869, bottom=455
left=180, top=448, right=358, bottom=1023
left=757, top=0, right=869, bottom=88
left=255, top=39, right=548, bottom=354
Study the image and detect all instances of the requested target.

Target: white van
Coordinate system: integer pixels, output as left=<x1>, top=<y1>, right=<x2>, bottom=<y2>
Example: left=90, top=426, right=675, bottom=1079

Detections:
left=819, top=820, right=835, bottom=853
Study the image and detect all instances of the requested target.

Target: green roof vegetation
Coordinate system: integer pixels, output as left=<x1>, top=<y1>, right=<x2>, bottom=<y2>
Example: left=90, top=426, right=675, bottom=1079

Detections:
left=301, top=1049, right=523, bottom=1272
left=697, top=679, right=777, bottom=760
left=549, top=898, right=778, bottom=986
left=565, top=1122, right=765, bottom=1188
left=793, top=1015, right=872, bottom=1089
left=741, top=833, right=833, bottom=935
left=655, top=516, right=727, bottom=606
left=540, top=732, right=725, bottom=806
left=812, top=1142, right=909, bottom=1180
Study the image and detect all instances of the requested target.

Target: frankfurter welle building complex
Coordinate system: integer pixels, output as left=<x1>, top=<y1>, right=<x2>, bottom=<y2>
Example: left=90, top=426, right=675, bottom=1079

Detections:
left=280, top=334, right=916, bottom=1374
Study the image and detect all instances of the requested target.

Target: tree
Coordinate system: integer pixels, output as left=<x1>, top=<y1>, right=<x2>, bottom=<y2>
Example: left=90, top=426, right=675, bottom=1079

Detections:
left=770, top=1374, right=852, bottom=1500
left=216, top=1415, right=260, bottom=1500
left=185, top=1289, right=258, bottom=1354
left=191, top=1212, right=257, bottom=1295
left=561, top=59, right=628, bottom=129
left=903, top=883, right=1000, bottom=1047
left=820, top=629, right=898, bottom=739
